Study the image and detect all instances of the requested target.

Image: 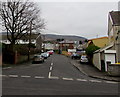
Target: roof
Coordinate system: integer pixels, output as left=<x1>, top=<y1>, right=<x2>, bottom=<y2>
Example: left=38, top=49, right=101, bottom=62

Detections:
left=59, top=40, right=74, bottom=44
left=109, top=11, right=120, bottom=26
left=94, top=43, right=114, bottom=53
left=104, top=50, right=116, bottom=54
left=89, top=37, right=108, bottom=41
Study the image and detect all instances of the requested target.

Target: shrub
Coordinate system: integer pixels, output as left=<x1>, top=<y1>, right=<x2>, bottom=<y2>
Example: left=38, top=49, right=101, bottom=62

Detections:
left=62, top=51, right=69, bottom=57
left=85, top=44, right=100, bottom=65
left=85, top=44, right=100, bottom=57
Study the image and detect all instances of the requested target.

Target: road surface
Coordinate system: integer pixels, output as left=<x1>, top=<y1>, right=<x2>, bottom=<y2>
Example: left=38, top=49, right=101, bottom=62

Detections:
left=2, top=54, right=119, bottom=95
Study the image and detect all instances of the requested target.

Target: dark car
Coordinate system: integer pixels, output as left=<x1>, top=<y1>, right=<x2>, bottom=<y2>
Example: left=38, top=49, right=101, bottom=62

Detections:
left=71, top=52, right=81, bottom=59
left=32, top=55, right=44, bottom=64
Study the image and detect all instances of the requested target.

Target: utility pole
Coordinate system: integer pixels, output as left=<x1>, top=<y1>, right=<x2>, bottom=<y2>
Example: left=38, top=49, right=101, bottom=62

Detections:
left=42, top=35, right=45, bottom=52
left=28, top=20, right=32, bottom=60
left=96, top=35, right=98, bottom=38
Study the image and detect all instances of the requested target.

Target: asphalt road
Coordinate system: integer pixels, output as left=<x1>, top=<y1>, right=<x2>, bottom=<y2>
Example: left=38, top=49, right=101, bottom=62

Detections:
left=2, top=54, right=119, bottom=95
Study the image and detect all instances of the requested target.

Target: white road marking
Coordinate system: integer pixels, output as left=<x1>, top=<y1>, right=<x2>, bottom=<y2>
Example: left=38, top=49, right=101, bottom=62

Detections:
left=9, top=75, right=18, bottom=78
left=104, top=81, right=118, bottom=84
left=21, top=75, right=31, bottom=78
left=62, top=77, right=73, bottom=81
left=35, top=76, right=45, bottom=79
left=3, top=67, right=12, bottom=69
left=51, top=63, right=53, bottom=66
left=48, top=72, right=51, bottom=78
left=89, top=80, right=101, bottom=83
left=30, top=64, right=43, bottom=66
left=0, top=75, right=3, bottom=77
left=49, top=76, right=59, bottom=79
left=50, top=66, right=53, bottom=71
left=76, top=79, right=87, bottom=82
left=0, top=75, right=8, bottom=77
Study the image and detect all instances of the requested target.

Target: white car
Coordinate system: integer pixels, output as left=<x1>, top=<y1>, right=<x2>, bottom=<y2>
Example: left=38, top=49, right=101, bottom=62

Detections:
left=80, top=55, right=88, bottom=63
left=41, top=52, right=50, bottom=59
left=45, top=52, right=50, bottom=57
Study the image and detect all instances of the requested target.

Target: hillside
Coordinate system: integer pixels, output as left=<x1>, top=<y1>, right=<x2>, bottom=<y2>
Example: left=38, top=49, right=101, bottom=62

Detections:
left=0, top=32, right=87, bottom=41
left=41, top=34, right=87, bottom=41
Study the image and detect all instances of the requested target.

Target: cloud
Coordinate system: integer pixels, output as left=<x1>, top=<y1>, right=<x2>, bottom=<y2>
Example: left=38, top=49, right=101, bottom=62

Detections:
left=38, top=2, right=118, bottom=39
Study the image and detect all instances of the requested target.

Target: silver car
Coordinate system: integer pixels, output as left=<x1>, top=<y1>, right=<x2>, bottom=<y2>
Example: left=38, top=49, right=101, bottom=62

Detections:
left=32, top=55, right=44, bottom=63
left=80, top=55, right=88, bottom=63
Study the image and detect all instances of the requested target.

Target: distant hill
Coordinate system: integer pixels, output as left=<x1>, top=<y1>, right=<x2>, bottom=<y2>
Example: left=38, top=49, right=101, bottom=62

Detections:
left=0, top=32, right=87, bottom=41
left=41, top=34, right=87, bottom=41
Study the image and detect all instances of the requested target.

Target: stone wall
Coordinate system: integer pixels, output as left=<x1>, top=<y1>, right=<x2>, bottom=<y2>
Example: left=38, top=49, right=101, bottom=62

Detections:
left=107, top=62, right=120, bottom=76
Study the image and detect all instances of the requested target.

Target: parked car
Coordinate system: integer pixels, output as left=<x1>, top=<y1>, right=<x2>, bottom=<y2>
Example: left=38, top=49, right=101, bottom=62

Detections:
left=71, top=52, right=81, bottom=59
left=47, top=50, right=54, bottom=55
left=45, top=52, right=50, bottom=57
left=80, top=55, right=88, bottom=63
left=32, top=55, right=44, bottom=63
left=41, top=52, right=49, bottom=59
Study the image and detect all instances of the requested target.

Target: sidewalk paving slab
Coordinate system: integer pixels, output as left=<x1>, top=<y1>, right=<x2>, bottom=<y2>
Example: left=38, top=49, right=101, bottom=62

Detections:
left=71, top=59, right=120, bottom=82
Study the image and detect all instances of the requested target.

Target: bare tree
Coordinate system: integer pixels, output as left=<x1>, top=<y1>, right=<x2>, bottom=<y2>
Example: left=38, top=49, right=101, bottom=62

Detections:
left=0, top=0, right=45, bottom=47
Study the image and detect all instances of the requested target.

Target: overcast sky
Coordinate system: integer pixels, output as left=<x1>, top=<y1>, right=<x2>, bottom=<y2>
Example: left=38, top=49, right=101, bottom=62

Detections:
left=37, top=2, right=118, bottom=39
left=0, top=0, right=119, bottom=39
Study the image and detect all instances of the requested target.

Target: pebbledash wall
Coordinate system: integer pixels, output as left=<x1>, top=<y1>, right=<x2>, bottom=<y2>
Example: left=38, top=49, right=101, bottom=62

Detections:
left=93, top=53, right=101, bottom=70
left=0, top=53, right=1, bottom=96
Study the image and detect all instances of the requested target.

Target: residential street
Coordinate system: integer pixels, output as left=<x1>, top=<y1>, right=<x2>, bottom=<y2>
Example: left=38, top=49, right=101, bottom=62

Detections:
left=2, top=54, right=119, bottom=95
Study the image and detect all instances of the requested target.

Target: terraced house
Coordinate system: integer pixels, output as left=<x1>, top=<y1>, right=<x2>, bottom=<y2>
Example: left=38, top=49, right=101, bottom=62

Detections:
left=1, top=33, right=42, bottom=50
left=93, top=11, right=120, bottom=74
left=108, top=11, right=120, bottom=63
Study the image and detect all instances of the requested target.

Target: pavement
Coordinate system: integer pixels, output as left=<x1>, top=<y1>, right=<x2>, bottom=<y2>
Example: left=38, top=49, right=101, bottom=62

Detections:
left=71, top=59, right=120, bottom=82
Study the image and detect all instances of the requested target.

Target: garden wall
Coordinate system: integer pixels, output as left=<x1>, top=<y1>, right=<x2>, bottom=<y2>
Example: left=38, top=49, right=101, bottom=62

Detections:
left=107, top=62, right=120, bottom=76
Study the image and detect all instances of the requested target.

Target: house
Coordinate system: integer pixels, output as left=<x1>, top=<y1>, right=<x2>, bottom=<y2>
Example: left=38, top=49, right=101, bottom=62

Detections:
left=108, top=11, right=120, bottom=62
left=0, top=33, right=42, bottom=50
left=93, top=44, right=116, bottom=71
left=41, top=39, right=57, bottom=52
left=93, top=11, right=120, bottom=74
left=43, top=43, right=55, bottom=51
left=77, top=42, right=88, bottom=50
left=58, top=40, right=74, bottom=52
left=0, top=41, right=2, bottom=65
left=1, top=33, right=43, bottom=64
left=88, top=37, right=109, bottom=48
left=35, top=33, right=43, bottom=50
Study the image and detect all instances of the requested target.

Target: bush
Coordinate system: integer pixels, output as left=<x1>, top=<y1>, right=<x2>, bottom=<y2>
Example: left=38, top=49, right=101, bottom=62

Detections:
left=28, top=43, right=36, bottom=48
left=85, top=44, right=100, bottom=56
left=54, top=50, right=59, bottom=54
left=85, top=44, right=100, bottom=65
left=62, top=51, right=70, bottom=57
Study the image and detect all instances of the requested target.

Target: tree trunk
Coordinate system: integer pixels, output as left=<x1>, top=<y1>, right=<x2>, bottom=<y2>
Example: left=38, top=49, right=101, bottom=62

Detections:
left=88, top=55, right=93, bottom=65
